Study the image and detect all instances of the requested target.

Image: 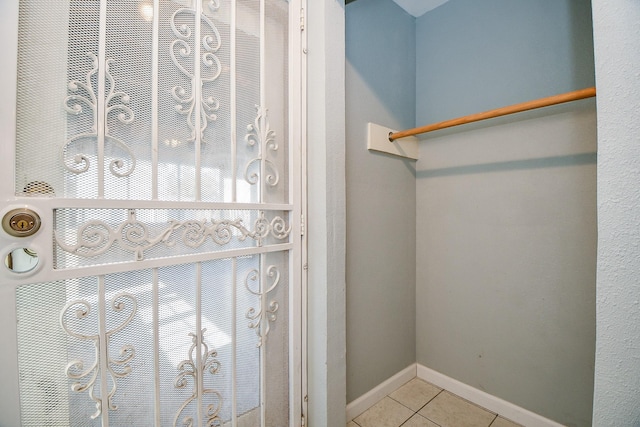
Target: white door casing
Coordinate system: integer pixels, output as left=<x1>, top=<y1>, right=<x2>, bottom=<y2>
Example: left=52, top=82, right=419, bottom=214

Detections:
left=0, top=0, right=305, bottom=425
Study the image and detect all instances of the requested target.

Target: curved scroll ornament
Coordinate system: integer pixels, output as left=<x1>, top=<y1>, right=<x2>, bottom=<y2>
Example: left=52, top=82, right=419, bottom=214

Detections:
left=248, top=211, right=291, bottom=247
left=59, top=293, right=137, bottom=419
left=174, top=329, right=222, bottom=427
left=246, top=265, right=280, bottom=347
left=55, top=210, right=183, bottom=262
left=244, top=106, right=280, bottom=189
left=62, top=53, right=136, bottom=177
left=169, top=2, right=222, bottom=145
left=55, top=210, right=291, bottom=261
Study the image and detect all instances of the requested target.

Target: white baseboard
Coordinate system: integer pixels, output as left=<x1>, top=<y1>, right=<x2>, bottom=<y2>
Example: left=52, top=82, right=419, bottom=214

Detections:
left=346, top=364, right=417, bottom=422
left=416, top=364, right=565, bottom=427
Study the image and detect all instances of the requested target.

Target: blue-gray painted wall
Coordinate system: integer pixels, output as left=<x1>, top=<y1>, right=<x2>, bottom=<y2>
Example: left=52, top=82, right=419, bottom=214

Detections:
left=415, top=1, right=596, bottom=425
left=346, top=0, right=417, bottom=403
left=346, top=0, right=597, bottom=425
left=416, top=0, right=595, bottom=124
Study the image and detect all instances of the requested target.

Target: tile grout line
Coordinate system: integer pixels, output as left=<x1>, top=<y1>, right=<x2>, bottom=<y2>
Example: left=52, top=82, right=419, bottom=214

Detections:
left=387, top=380, right=445, bottom=412
left=412, top=388, right=445, bottom=425
left=384, top=382, right=446, bottom=427
left=390, top=386, right=446, bottom=427
left=381, top=395, right=416, bottom=427
left=398, top=411, right=443, bottom=427
left=417, top=388, right=444, bottom=412
left=425, top=390, right=500, bottom=427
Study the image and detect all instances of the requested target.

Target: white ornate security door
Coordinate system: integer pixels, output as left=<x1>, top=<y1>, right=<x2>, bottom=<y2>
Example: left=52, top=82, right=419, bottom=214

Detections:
left=0, top=0, right=304, bottom=426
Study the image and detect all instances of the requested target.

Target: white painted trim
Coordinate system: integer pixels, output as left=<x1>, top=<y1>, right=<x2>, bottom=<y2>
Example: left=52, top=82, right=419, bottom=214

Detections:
left=195, top=262, right=203, bottom=426
left=346, top=364, right=416, bottom=422
left=288, top=0, right=306, bottom=425
left=1, top=242, right=294, bottom=288
left=259, top=0, right=266, bottom=205
left=306, top=0, right=346, bottom=425
left=231, top=257, right=238, bottom=427
left=97, top=0, right=108, bottom=198
left=151, top=0, right=159, bottom=200
left=416, top=364, right=565, bottom=427
left=0, top=1, right=23, bottom=421
left=152, top=269, right=161, bottom=426
left=230, top=0, right=237, bottom=203
left=194, top=0, right=202, bottom=201
left=0, top=197, right=294, bottom=212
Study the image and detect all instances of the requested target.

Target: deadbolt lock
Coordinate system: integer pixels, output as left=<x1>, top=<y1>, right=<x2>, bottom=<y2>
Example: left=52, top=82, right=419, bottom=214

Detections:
left=2, top=208, right=41, bottom=237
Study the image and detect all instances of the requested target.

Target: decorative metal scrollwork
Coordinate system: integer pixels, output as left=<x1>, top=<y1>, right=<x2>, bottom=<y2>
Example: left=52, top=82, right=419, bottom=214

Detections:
left=60, top=292, right=137, bottom=419
left=55, top=210, right=291, bottom=261
left=174, top=329, right=222, bottom=427
left=62, top=52, right=136, bottom=177
left=245, top=106, right=280, bottom=188
left=169, top=2, right=221, bottom=145
left=246, top=265, right=280, bottom=347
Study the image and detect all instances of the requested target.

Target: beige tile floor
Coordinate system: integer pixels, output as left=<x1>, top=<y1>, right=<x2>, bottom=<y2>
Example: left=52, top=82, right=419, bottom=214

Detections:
left=347, top=378, right=523, bottom=427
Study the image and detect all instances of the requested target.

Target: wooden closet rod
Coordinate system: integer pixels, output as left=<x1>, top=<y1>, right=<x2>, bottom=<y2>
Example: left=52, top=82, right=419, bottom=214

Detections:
left=389, top=87, right=596, bottom=141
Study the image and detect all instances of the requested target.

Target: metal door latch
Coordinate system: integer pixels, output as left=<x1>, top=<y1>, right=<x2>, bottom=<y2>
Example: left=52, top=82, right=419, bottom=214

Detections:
left=2, top=208, right=41, bottom=237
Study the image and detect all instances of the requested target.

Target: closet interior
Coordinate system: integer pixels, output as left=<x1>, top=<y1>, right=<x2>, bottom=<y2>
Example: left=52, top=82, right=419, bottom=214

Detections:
left=346, top=1, right=597, bottom=425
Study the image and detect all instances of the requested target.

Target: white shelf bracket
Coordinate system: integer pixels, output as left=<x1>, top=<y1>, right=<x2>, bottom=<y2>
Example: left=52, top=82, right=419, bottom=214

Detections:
left=367, top=122, right=419, bottom=160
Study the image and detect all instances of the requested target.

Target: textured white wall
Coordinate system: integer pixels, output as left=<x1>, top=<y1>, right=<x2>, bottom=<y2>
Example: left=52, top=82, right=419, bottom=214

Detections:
left=592, top=1, right=640, bottom=425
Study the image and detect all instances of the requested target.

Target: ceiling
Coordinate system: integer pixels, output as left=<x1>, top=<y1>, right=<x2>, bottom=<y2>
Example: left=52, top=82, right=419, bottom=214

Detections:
left=391, top=0, right=451, bottom=17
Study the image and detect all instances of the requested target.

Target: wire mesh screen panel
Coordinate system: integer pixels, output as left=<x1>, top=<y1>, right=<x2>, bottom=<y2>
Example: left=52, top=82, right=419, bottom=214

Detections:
left=259, top=251, right=290, bottom=426
left=15, top=0, right=290, bottom=204
left=103, top=0, right=154, bottom=200
left=16, top=280, right=80, bottom=426
left=103, top=271, right=156, bottom=426
left=235, top=0, right=262, bottom=205
left=16, top=273, right=156, bottom=426
left=198, top=2, right=233, bottom=203
left=15, top=253, right=290, bottom=425
left=262, top=0, right=289, bottom=205
left=157, top=0, right=203, bottom=202
left=157, top=263, right=201, bottom=425
left=9, top=0, right=297, bottom=425
left=236, top=254, right=263, bottom=424
left=62, top=0, right=102, bottom=199
left=15, top=1, right=83, bottom=198
left=201, top=261, right=234, bottom=424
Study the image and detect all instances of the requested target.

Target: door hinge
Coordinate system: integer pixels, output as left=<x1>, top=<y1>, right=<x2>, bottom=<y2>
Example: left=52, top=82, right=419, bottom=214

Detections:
left=300, top=8, right=305, bottom=31
left=300, top=213, right=305, bottom=236
left=301, top=414, right=306, bottom=426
